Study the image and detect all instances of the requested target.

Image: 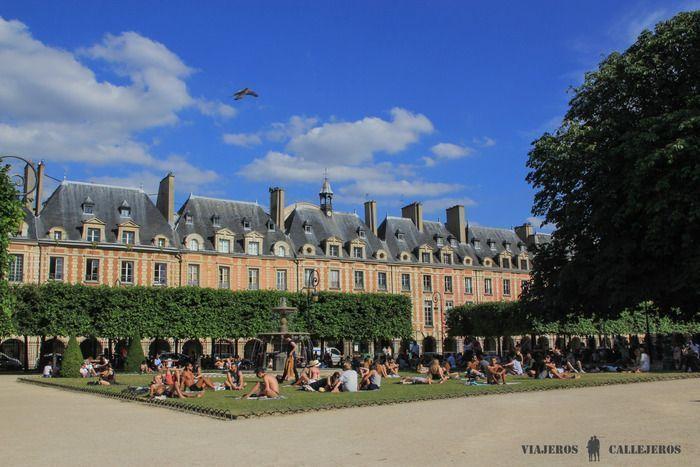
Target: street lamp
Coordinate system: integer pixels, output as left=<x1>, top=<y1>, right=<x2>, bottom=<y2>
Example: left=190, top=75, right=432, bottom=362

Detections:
left=0, top=154, right=38, bottom=199
left=301, top=269, right=320, bottom=306
left=433, top=291, right=443, bottom=352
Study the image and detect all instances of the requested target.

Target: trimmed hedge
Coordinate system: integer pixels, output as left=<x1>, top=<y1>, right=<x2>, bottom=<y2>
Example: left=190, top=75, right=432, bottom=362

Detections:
left=61, top=336, right=83, bottom=377
left=8, top=282, right=413, bottom=340
left=124, top=335, right=145, bottom=373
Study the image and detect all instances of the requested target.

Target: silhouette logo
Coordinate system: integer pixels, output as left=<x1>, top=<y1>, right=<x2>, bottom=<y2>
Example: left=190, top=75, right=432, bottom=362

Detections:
left=587, top=436, right=600, bottom=462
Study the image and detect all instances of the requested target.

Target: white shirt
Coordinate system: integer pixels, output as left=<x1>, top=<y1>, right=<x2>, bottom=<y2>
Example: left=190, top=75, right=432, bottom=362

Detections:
left=639, top=353, right=650, bottom=372
left=339, top=370, right=358, bottom=392
left=42, top=365, right=52, bottom=377
left=511, top=360, right=523, bottom=375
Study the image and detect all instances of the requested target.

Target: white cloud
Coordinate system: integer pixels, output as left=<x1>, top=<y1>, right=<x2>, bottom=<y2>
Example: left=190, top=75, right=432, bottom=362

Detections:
left=286, top=107, right=433, bottom=164
left=421, top=156, right=436, bottom=167
left=340, top=179, right=462, bottom=200
left=430, top=142, right=473, bottom=160
left=472, top=136, right=496, bottom=148
left=422, top=197, right=477, bottom=215
left=0, top=17, right=228, bottom=189
left=266, top=115, right=318, bottom=142
left=222, top=132, right=262, bottom=147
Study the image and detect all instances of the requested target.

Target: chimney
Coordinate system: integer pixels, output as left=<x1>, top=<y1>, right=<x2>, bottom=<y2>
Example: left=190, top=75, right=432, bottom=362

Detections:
left=446, top=205, right=467, bottom=244
left=401, top=202, right=423, bottom=232
left=156, top=172, right=175, bottom=225
left=515, top=222, right=535, bottom=243
left=34, top=161, right=45, bottom=216
left=364, top=200, right=377, bottom=235
left=269, top=187, right=285, bottom=228
left=23, top=160, right=36, bottom=210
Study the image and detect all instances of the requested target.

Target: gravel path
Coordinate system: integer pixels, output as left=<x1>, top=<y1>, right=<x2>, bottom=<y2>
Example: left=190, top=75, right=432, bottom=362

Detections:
left=1, top=375, right=698, bottom=466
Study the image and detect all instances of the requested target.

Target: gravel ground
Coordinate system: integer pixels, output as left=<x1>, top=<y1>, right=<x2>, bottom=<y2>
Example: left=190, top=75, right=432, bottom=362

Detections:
left=1, top=375, right=698, bottom=466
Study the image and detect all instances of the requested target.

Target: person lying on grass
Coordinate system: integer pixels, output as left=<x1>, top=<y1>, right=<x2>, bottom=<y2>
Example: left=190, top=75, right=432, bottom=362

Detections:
left=293, top=359, right=321, bottom=387
left=544, top=355, right=579, bottom=379
left=181, top=363, right=215, bottom=392
left=487, top=357, right=507, bottom=385
left=224, top=364, right=245, bottom=390
left=246, top=368, right=280, bottom=399
left=400, top=376, right=433, bottom=384
left=428, top=359, right=448, bottom=383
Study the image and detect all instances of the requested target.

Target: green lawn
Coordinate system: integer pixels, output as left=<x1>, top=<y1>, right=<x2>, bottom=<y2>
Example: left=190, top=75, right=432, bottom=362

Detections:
left=18, top=372, right=699, bottom=419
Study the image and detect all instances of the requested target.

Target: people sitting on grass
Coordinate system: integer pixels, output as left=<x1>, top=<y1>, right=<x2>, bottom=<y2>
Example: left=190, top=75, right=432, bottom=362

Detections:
left=400, top=375, right=432, bottom=384
left=631, top=348, right=650, bottom=373
left=385, top=358, right=400, bottom=377
left=97, top=365, right=116, bottom=386
left=246, top=368, right=280, bottom=399
left=140, top=360, right=152, bottom=374
left=181, top=363, right=215, bottom=392
left=487, top=357, right=507, bottom=385
left=501, top=356, right=523, bottom=376
left=428, top=359, right=448, bottom=383
left=339, top=362, right=358, bottom=392
left=465, top=355, right=485, bottom=380
left=294, top=359, right=321, bottom=387
left=360, top=363, right=382, bottom=390
left=225, top=364, right=245, bottom=390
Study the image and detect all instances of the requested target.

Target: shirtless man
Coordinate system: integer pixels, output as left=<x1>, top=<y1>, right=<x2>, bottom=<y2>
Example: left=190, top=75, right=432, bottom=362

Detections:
left=180, top=363, right=215, bottom=391
left=149, top=374, right=167, bottom=398
left=246, top=368, right=280, bottom=399
left=294, top=360, right=321, bottom=386
left=487, top=357, right=507, bottom=385
left=400, top=376, right=432, bottom=384
left=225, top=364, right=245, bottom=390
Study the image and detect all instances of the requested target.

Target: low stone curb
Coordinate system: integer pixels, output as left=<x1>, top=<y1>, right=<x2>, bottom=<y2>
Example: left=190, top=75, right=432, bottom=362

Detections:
left=17, top=373, right=700, bottom=421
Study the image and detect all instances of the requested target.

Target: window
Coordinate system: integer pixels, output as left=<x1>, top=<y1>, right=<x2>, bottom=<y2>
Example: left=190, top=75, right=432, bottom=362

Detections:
left=484, top=278, right=493, bottom=295
left=87, top=228, right=100, bottom=242
left=401, top=273, right=411, bottom=291
left=82, top=203, right=93, bottom=215
left=119, top=207, right=131, bottom=217
left=304, top=224, right=312, bottom=233
left=120, top=261, right=134, bottom=284
left=436, top=236, right=444, bottom=248
left=277, top=245, right=286, bottom=257
left=503, top=279, right=511, bottom=296
left=444, top=275, right=453, bottom=293
left=276, top=270, right=287, bottom=291
left=267, top=220, right=275, bottom=232
left=121, top=230, right=135, bottom=245
left=504, top=242, right=512, bottom=252
left=354, top=270, right=365, bottom=289
left=489, top=241, right=497, bottom=252
left=85, top=259, right=99, bottom=282
left=9, top=255, right=23, bottom=282
left=358, top=229, right=366, bottom=239
left=247, top=241, right=260, bottom=255
left=464, top=277, right=473, bottom=294
left=185, top=213, right=193, bottom=225
left=421, top=252, right=431, bottom=263
left=422, top=275, right=432, bottom=292
left=423, top=300, right=434, bottom=327
left=501, top=257, right=511, bottom=269
left=352, top=246, right=363, bottom=259
left=519, top=259, right=528, bottom=270
left=189, top=238, right=200, bottom=251
left=473, top=239, right=481, bottom=250
left=187, top=264, right=200, bottom=286
left=329, top=244, right=340, bottom=257
left=397, top=232, right=405, bottom=241
left=442, top=253, right=452, bottom=264
left=377, top=272, right=387, bottom=290
left=304, top=269, right=317, bottom=288
left=445, top=300, right=454, bottom=310
left=329, top=269, right=340, bottom=289
left=154, top=263, right=167, bottom=286
left=48, top=257, right=64, bottom=281
left=211, top=215, right=220, bottom=227
left=157, top=237, right=166, bottom=248
left=218, top=266, right=230, bottom=289
left=53, top=230, right=63, bottom=240
left=248, top=268, right=259, bottom=290
left=218, top=238, right=231, bottom=253
left=521, top=245, right=527, bottom=253
left=243, top=220, right=251, bottom=230
left=450, top=238, right=458, bottom=248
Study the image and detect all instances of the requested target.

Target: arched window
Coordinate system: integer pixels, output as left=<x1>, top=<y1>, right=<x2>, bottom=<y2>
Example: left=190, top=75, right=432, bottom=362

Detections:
left=277, top=245, right=286, bottom=257
left=189, top=238, right=199, bottom=251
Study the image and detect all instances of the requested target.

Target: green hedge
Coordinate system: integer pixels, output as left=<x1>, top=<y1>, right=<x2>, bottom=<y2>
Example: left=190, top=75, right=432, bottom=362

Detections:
left=8, top=282, right=413, bottom=340
left=60, top=336, right=83, bottom=377
left=447, top=301, right=700, bottom=337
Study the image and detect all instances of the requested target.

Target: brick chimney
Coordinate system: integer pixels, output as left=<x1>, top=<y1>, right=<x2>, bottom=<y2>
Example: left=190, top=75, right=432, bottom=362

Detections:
left=156, top=172, right=175, bottom=225
left=401, top=202, right=423, bottom=232
left=515, top=222, right=535, bottom=243
left=269, top=186, right=285, bottom=229
left=34, top=161, right=45, bottom=216
left=446, top=205, right=467, bottom=244
left=23, top=160, right=36, bottom=210
left=364, top=200, right=377, bottom=235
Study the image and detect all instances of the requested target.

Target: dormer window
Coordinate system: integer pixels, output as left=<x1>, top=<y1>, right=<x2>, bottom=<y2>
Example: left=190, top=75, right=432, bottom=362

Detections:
left=303, top=222, right=312, bottom=234
left=118, top=200, right=131, bottom=218
left=242, top=218, right=251, bottom=230
left=519, top=242, right=527, bottom=253
left=449, top=237, right=458, bottom=248
left=189, top=238, right=200, bottom=251
left=211, top=214, right=220, bottom=227
left=357, top=228, right=366, bottom=239
left=82, top=197, right=94, bottom=215
left=121, top=230, right=135, bottom=245
left=329, top=244, right=340, bottom=257
left=435, top=235, right=444, bottom=248
left=421, top=252, right=432, bottom=263
left=396, top=229, right=405, bottom=241
left=352, top=246, right=364, bottom=259
left=504, top=241, right=512, bottom=252
left=267, top=220, right=275, bottom=231
left=488, top=240, right=497, bottom=252
left=473, top=239, right=481, bottom=250
left=184, top=213, right=193, bottom=225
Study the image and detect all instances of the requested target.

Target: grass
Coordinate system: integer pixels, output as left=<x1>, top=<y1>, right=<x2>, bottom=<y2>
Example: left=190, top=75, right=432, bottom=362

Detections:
left=18, top=371, right=699, bottom=419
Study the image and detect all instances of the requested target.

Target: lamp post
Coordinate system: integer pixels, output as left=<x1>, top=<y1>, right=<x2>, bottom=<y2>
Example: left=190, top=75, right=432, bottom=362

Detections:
left=0, top=154, right=37, bottom=200
left=433, top=291, right=443, bottom=353
left=301, top=269, right=320, bottom=306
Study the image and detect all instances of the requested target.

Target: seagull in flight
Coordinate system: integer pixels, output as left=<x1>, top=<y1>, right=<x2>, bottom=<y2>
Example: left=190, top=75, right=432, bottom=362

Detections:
left=233, top=87, right=259, bottom=100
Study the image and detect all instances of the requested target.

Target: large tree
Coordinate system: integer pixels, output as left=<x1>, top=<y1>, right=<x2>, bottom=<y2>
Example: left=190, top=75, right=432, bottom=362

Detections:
left=524, top=11, right=700, bottom=321
left=0, top=164, right=25, bottom=336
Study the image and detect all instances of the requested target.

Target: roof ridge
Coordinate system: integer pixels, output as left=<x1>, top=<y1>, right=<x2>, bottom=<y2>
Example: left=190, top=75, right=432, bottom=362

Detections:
left=190, top=194, right=260, bottom=206
left=62, top=180, right=144, bottom=192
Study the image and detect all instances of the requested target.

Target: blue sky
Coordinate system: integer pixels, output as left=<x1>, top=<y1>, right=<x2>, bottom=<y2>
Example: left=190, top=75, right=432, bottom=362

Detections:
left=1, top=1, right=697, bottom=231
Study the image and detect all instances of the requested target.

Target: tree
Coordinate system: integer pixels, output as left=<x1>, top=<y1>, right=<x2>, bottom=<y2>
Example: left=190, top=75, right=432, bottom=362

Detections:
left=124, top=335, right=145, bottom=373
left=60, top=336, right=83, bottom=377
left=0, top=164, right=24, bottom=335
left=524, top=11, right=700, bottom=321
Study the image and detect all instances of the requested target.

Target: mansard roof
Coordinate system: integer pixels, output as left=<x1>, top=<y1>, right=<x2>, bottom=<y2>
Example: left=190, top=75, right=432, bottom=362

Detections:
left=175, top=195, right=290, bottom=254
left=37, top=181, right=175, bottom=245
left=285, top=203, right=387, bottom=256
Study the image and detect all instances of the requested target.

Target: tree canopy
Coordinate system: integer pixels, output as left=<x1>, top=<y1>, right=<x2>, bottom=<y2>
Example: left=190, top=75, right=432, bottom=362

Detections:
left=0, top=164, right=25, bottom=336
left=524, top=11, right=700, bottom=321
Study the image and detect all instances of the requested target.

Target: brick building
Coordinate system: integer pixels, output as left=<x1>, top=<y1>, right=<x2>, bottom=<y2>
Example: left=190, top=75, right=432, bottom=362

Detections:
left=4, top=163, right=550, bottom=366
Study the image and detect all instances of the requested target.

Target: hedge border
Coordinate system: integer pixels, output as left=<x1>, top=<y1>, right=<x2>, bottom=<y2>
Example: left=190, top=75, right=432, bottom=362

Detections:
left=17, top=372, right=700, bottom=421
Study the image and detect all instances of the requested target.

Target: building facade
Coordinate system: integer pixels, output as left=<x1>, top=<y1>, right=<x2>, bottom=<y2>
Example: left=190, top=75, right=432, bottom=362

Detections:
left=5, top=163, right=550, bottom=363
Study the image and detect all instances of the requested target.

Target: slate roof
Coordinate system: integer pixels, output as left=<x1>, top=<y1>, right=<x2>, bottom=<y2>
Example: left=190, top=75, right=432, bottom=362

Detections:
left=285, top=204, right=387, bottom=257
left=36, top=181, right=175, bottom=245
left=175, top=195, right=290, bottom=254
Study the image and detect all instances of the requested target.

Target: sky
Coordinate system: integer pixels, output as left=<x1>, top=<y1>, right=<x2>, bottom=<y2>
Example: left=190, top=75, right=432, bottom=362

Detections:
left=1, top=1, right=697, bottom=232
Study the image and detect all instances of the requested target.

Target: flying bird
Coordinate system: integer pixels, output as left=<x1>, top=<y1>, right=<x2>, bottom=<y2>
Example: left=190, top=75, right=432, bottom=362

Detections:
left=233, top=88, right=259, bottom=100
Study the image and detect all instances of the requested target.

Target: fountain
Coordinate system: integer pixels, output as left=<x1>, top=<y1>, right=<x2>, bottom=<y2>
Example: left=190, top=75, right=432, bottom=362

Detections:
left=251, top=297, right=312, bottom=372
